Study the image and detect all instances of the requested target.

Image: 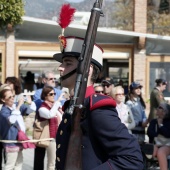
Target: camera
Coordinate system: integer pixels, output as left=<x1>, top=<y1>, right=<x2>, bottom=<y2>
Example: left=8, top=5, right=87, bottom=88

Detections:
left=23, top=96, right=27, bottom=102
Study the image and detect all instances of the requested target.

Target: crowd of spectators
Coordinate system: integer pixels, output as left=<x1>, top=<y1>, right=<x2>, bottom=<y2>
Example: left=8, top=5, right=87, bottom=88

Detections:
left=0, top=71, right=65, bottom=170
left=0, top=71, right=170, bottom=169
left=97, top=77, right=170, bottom=169
left=0, top=76, right=36, bottom=170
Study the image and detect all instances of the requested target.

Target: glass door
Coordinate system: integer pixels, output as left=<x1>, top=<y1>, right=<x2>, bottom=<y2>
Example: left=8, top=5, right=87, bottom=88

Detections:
left=103, top=59, right=129, bottom=94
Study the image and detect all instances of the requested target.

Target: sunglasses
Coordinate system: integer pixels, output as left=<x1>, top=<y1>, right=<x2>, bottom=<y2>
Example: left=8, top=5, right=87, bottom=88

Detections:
left=6, top=95, right=15, bottom=100
left=102, top=84, right=110, bottom=88
left=48, top=93, right=56, bottom=96
left=158, top=106, right=164, bottom=110
left=47, top=78, right=56, bottom=81
left=95, top=91, right=104, bottom=94
left=116, top=93, right=124, bottom=96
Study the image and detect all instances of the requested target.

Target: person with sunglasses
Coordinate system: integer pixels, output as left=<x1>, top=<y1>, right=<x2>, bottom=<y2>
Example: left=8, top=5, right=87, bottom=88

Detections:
left=33, top=71, right=64, bottom=170
left=101, top=78, right=114, bottom=96
left=125, top=82, right=148, bottom=143
left=0, top=84, right=13, bottom=170
left=147, top=102, right=170, bottom=170
left=0, top=88, right=36, bottom=170
left=33, top=71, right=63, bottom=103
left=94, top=84, right=104, bottom=94
left=111, top=86, right=135, bottom=134
left=54, top=36, right=143, bottom=170
left=34, top=86, right=62, bottom=170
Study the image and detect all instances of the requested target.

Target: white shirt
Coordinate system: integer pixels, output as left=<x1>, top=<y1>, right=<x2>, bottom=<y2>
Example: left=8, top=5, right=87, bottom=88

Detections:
left=116, top=102, right=135, bottom=133
left=39, top=101, right=62, bottom=121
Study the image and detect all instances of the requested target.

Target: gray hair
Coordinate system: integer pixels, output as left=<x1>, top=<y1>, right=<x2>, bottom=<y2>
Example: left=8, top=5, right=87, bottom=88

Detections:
left=42, top=71, right=55, bottom=79
left=110, top=86, right=124, bottom=99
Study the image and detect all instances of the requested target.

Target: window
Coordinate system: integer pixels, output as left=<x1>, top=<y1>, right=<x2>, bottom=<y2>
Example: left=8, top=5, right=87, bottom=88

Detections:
left=109, top=67, right=129, bottom=86
left=150, top=62, right=170, bottom=97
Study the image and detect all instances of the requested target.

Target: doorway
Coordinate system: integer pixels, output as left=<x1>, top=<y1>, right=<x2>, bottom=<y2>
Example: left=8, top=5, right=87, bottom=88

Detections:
left=103, top=59, right=129, bottom=87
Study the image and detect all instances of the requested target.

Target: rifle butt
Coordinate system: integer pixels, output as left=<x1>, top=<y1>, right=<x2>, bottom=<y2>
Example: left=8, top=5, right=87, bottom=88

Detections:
left=64, top=109, right=82, bottom=170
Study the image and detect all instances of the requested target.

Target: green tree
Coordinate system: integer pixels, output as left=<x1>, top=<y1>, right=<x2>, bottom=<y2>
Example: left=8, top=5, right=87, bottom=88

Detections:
left=148, top=1, right=170, bottom=35
left=111, top=0, right=133, bottom=30
left=0, top=0, right=25, bottom=29
left=110, top=0, right=170, bottom=35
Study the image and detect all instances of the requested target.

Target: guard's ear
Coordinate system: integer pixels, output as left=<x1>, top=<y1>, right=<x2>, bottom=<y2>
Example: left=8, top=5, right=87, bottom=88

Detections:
left=89, top=64, right=93, bottom=75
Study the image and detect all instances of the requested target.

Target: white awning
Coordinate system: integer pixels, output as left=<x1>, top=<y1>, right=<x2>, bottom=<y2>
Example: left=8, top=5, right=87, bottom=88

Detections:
left=1, top=16, right=170, bottom=54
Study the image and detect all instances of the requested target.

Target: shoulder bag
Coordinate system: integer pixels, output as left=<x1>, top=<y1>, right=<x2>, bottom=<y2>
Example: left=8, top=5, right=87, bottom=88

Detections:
left=33, top=118, right=50, bottom=148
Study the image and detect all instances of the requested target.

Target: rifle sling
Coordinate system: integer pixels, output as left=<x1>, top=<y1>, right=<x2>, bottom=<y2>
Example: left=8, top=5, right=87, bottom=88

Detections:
left=60, top=68, right=77, bottom=81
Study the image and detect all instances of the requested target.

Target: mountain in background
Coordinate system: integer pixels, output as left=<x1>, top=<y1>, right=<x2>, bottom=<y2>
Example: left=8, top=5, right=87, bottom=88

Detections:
left=24, top=0, right=131, bottom=28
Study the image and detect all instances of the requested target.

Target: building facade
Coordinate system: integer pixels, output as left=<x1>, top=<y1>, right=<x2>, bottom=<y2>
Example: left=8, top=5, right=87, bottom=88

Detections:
left=0, top=0, right=170, bottom=100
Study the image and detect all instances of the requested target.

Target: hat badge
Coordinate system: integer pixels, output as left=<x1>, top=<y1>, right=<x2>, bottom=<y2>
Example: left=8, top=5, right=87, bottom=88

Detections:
left=57, top=4, right=76, bottom=52
left=58, top=35, right=67, bottom=52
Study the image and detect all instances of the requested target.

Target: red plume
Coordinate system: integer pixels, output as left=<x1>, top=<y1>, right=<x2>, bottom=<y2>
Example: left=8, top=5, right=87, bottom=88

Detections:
left=58, top=4, right=76, bottom=29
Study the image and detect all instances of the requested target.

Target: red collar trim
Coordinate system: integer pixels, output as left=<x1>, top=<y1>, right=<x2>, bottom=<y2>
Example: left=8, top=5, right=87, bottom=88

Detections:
left=62, top=85, right=94, bottom=111
left=85, top=85, right=95, bottom=98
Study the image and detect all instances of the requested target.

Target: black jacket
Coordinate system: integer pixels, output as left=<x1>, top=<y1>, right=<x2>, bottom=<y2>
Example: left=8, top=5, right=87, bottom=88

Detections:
left=56, top=93, right=143, bottom=170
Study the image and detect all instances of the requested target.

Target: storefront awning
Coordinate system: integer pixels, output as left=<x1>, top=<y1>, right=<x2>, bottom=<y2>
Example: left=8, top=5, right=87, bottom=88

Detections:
left=13, top=16, right=136, bottom=44
left=1, top=16, right=170, bottom=55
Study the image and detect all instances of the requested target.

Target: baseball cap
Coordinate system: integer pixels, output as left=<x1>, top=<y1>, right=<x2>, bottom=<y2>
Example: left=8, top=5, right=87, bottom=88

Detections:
left=102, top=79, right=114, bottom=86
left=130, top=82, right=143, bottom=90
left=53, top=36, right=103, bottom=70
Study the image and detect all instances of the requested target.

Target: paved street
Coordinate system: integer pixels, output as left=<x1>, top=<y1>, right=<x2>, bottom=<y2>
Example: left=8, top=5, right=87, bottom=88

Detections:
left=22, top=149, right=47, bottom=170
left=2, top=148, right=160, bottom=170
left=2, top=148, right=47, bottom=170
left=22, top=149, right=35, bottom=170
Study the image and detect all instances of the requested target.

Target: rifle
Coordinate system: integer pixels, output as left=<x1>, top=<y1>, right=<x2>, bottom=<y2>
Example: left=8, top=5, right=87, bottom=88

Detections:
left=64, top=0, right=104, bottom=170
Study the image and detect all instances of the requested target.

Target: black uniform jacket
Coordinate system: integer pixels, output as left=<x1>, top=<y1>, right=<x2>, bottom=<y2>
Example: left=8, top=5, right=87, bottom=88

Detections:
left=56, top=86, right=143, bottom=170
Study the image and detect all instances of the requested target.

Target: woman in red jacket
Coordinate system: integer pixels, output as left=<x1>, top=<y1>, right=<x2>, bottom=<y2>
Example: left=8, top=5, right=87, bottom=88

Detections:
left=38, top=86, right=62, bottom=170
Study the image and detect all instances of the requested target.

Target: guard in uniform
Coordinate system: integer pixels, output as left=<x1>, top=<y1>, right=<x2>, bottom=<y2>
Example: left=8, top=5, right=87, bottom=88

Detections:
left=149, top=79, right=167, bottom=122
left=53, top=36, right=143, bottom=170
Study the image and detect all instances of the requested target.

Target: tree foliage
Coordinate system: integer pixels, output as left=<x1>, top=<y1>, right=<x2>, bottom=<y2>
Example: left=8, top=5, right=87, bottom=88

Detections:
left=0, top=0, right=25, bottom=28
left=111, top=0, right=133, bottom=31
left=110, top=0, right=170, bottom=35
left=148, top=1, right=170, bottom=35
